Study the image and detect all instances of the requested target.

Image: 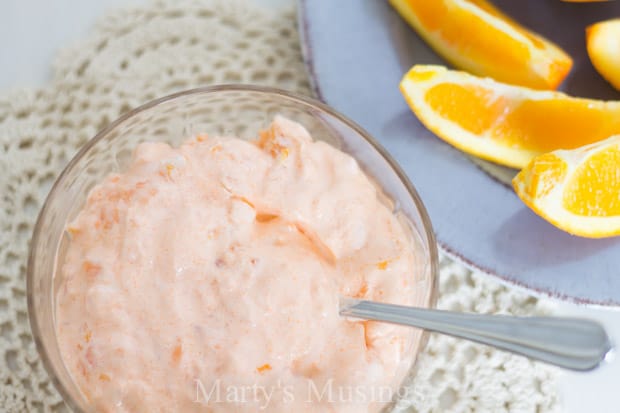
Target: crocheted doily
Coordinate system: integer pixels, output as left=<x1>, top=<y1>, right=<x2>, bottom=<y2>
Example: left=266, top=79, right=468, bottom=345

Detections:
left=0, top=0, right=560, bottom=411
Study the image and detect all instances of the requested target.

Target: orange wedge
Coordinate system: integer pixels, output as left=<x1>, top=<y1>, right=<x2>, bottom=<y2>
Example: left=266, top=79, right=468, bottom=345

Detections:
left=513, top=135, right=620, bottom=238
left=400, top=65, right=620, bottom=169
left=389, top=0, right=573, bottom=89
left=587, top=19, right=620, bottom=91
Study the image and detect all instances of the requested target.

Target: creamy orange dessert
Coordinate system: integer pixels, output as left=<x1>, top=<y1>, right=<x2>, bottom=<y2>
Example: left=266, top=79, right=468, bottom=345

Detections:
left=55, top=117, right=419, bottom=412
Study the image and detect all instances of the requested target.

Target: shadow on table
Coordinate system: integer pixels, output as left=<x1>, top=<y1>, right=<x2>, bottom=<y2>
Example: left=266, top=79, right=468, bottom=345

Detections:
left=492, top=207, right=620, bottom=271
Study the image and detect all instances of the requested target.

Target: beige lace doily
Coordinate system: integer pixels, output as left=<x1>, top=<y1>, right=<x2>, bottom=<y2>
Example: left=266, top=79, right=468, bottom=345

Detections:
left=0, top=0, right=559, bottom=411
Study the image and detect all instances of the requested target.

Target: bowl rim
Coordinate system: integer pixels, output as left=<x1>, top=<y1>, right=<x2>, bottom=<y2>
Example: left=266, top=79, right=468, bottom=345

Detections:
left=27, top=84, right=439, bottom=412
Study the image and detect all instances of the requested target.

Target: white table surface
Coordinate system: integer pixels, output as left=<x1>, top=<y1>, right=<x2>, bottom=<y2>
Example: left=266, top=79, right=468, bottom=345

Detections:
left=2, top=1, right=620, bottom=412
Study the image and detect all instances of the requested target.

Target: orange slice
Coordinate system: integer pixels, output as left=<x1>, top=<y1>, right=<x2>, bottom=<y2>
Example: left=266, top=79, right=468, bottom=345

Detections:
left=587, top=19, right=620, bottom=91
left=400, top=65, right=620, bottom=169
left=389, top=0, right=573, bottom=89
left=513, top=135, right=620, bottom=238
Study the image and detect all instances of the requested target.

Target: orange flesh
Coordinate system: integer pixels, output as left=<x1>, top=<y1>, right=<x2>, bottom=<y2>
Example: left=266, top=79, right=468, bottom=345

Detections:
left=353, top=280, right=369, bottom=298
left=563, top=147, right=620, bottom=217
left=395, top=0, right=572, bottom=88
left=498, top=100, right=620, bottom=152
left=425, top=83, right=508, bottom=135
left=257, top=364, right=272, bottom=374
left=171, top=343, right=182, bottom=363
left=404, top=0, right=532, bottom=72
left=521, top=154, right=567, bottom=198
left=82, top=261, right=102, bottom=277
left=464, top=0, right=547, bottom=48
left=425, top=83, right=620, bottom=152
left=361, top=321, right=374, bottom=349
left=408, top=68, right=437, bottom=83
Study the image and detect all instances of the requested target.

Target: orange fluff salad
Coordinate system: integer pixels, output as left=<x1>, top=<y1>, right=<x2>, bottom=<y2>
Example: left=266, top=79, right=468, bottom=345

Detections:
left=55, top=117, right=420, bottom=412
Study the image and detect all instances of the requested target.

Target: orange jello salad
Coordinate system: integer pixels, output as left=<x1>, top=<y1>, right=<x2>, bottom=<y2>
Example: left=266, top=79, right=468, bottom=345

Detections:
left=55, top=117, right=419, bottom=412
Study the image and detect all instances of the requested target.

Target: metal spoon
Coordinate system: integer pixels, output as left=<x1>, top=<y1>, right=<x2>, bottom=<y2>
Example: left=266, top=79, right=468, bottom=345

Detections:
left=340, top=298, right=613, bottom=371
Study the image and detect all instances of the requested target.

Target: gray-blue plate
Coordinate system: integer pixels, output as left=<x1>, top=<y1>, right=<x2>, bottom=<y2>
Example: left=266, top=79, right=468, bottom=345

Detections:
left=298, top=0, right=620, bottom=305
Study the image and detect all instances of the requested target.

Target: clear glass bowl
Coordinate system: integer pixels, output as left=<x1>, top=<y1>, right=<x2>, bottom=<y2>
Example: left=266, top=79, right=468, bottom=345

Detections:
left=27, top=85, right=438, bottom=412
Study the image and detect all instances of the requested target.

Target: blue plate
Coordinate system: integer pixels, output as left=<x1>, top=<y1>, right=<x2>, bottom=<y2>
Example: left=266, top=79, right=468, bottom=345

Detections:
left=299, top=0, right=620, bottom=305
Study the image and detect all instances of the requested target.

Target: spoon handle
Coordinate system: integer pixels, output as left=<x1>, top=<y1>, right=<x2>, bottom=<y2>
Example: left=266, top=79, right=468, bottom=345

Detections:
left=340, top=299, right=613, bottom=371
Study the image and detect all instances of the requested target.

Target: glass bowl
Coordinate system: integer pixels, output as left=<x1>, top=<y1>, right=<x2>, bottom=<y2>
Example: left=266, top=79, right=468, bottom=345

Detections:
left=27, top=85, right=438, bottom=412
